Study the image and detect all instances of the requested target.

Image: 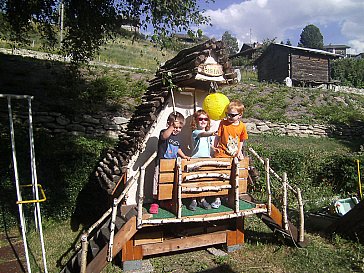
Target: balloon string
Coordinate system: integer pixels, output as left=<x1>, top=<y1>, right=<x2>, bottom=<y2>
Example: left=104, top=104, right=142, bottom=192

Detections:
left=170, top=88, right=176, bottom=115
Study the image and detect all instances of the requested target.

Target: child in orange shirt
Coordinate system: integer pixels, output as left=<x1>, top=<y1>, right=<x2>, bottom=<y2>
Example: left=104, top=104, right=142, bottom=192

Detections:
left=212, top=100, right=248, bottom=208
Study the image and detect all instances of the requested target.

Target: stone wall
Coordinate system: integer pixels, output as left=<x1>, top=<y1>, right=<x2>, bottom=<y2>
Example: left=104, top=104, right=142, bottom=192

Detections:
left=1, top=110, right=363, bottom=139
left=245, top=119, right=364, bottom=138
left=0, top=110, right=129, bottom=139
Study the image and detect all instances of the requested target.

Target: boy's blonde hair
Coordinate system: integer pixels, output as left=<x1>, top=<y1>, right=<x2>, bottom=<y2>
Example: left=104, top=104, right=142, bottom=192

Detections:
left=227, top=100, right=245, bottom=114
left=167, top=111, right=185, bottom=125
left=190, top=109, right=211, bottom=131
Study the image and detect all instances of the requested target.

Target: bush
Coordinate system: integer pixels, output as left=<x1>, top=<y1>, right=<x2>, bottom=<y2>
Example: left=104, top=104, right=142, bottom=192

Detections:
left=332, top=58, right=364, bottom=88
left=248, top=135, right=363, bottom=210
left=0, top=130, right=115, bottom=229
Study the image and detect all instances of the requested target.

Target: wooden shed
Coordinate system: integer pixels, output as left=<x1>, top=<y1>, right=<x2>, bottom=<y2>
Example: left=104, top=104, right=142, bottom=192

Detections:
left=254, top=43, right=340, bottom=86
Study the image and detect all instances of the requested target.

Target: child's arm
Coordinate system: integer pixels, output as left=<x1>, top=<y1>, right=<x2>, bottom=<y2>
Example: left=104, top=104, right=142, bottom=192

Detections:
left=161, top=123, right=175, bottom=140
left=198, top=131, right=216, bottom=138
left=178, top=148, right=190, bottom=160
left=212, top=135, right=221, bottom=153
left=237, top=140, right=247, bottom=160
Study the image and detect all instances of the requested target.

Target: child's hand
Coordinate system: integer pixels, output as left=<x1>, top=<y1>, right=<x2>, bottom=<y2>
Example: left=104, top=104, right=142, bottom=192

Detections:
left=237, top=152, right=245, bottom=160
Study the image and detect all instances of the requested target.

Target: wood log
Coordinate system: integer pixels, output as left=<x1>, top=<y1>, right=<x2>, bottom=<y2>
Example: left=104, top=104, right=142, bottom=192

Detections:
left=184, top=173, right=230, bottom=182
left=162, top=49, right=210, bottom=71
left=113, top=165, right=121, bottom=175
left=158, top=54, right=207, bottom=74
left=162, top=39, right=215, bottom=68
left=185, top=161, right=230, bottom=172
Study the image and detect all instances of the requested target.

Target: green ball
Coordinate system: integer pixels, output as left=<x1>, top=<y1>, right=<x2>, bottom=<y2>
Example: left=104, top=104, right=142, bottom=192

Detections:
left=203, top=93, right=230, bottom=120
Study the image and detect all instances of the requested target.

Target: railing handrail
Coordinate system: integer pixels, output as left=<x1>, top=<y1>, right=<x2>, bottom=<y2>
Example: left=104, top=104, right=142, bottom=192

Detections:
left=85, top=151, right=158, bottom=237
left=249, top=147, right=297, bottom=194
left=249, top=147, right=304, bottom=242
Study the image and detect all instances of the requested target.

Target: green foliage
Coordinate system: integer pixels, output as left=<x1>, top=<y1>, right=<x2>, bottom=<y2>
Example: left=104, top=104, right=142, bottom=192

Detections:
left=248, top=135, right=363, bottom=210
left=84, top=73, right=148, bottom=106
left=222, top=31, right=239, bottom=55
left=1, top=0, right=58, bottom=47
left=0, top=131, right=115, bottom=228
left=1, top=0, right=213, bottom=63
left=299, top=24, right=324, bottom=49
left=221, top=81, right=364, bottom=125
left=331, top=58, right=364, bottom=88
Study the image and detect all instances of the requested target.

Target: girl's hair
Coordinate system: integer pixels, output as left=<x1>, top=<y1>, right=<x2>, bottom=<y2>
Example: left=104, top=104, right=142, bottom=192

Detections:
left=227, top=100, right=245, bottom=114
left=190, top=109, right=211, bottom=131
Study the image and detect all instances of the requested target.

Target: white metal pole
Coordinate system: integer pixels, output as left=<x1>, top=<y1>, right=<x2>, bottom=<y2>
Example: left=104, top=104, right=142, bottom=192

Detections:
left=7, top=97, right=32, bottom=273
left=27, top=98, right=48, bottom=272
left=60, top=2, right=64, bottom=47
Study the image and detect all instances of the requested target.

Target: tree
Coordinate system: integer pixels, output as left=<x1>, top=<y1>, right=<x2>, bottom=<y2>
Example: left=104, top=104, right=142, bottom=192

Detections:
left=222, top=31, right=239, bottom=55
left=0, top=0, right=213, bottom=62
left=298, top=24, right=324, bottom=49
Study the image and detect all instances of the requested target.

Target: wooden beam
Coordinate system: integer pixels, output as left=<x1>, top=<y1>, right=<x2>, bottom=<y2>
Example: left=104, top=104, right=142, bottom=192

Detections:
left=121, top=239, right=143, bottom=262
left=141, top=231, right=227, bottom=256
left=86, top=216, right=138, bottom=273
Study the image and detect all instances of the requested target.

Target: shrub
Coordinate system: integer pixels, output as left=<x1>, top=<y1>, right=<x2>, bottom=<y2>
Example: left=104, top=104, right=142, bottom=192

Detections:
left=248, top=135, right=363, bottom=211
left=0, top=130, right=115, bottom=228
left=332, top=58, right=364, bottom=88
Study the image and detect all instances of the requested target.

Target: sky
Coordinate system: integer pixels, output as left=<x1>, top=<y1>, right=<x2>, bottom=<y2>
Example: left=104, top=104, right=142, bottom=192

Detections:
left=196, top=0, right=364, bottom=54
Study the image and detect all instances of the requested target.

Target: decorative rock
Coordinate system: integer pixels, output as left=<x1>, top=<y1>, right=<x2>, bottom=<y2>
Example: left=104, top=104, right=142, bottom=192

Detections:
left=112, top=116, right=129, bottom=125
left=83, top=114, right=99, bottom=124
left=56, top=115, right=70, bottom=125
left=66, top=124, right=86, bottom=132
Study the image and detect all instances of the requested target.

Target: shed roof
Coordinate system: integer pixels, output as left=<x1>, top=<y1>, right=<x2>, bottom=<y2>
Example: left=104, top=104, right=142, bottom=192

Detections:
left=255, top=43, right=341, bottom=64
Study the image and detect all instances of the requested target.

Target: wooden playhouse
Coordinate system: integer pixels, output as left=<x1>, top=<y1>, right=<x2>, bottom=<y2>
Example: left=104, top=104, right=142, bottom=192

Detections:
left=61, top=39, right=307, bottom=273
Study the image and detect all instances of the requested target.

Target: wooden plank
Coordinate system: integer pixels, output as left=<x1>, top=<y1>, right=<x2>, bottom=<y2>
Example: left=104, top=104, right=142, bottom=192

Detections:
left=86, top=216, right=138, bottom=273
left=158, top=184, right=174, bottom=200
left=160, top=169, right=248, bottom=183
left=122, top=240, right=133, bottom=261
left=270, top=204, right=283, bottom=228
left=236, top=217, right=245, bottom=244
left=134, top=231, right=164, bottom=246
left=159, top=159, right=176, bottom=172
left=159, top=172, right=174, bottom=183
left=226, top=230, right=237, bottom=246
left=182, top=181, right=231, bottom=189
left=141, top=231, right=227, bottom=256
left=239, top=179, right=247, bottom=193
left=181, top=157, right=232, bottom=169
left=206, top=224, right=229, bottom=233
left=122, top=239, right=143, bottom=261
left=182, top=190, right=229, bottom=198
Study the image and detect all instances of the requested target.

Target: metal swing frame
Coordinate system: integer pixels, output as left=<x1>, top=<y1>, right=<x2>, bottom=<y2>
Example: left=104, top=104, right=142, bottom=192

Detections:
left=0, top=94, right=48, bottom=273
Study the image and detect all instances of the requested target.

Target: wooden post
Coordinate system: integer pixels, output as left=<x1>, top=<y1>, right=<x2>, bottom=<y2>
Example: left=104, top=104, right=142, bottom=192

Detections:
left=107, top=198, right=118, bottom=261
left=297, top=188, right=305, bottom=242
left=226, top=217, right=245, bottom=247
left=234, top=158, right=240, bottom=213
left=122, top=239, right=143, bottom=262
left=265, top=158, right=272, bottom=216
left=80, top=234, right=88, bottom=273
left=282, top=172, right=288, bottom=231
left=177, top=157, right=182, bottom=218
left=137, top=167, right=144, bottom=228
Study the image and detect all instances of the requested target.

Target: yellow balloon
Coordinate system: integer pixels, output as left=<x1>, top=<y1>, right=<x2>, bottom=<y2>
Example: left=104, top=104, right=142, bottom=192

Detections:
left=202, top=93, right=230, bottom=120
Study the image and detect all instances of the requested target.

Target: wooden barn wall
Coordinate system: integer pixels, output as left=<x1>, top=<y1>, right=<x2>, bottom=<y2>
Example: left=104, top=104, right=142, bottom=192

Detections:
left=291, top=54, right=329, bottom=83
left=257, top=48, right=289, bottom=83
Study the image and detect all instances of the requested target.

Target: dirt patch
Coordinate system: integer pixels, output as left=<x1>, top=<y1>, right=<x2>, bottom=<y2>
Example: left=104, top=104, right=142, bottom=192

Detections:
left=0, top=233, right=26, bottom=273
